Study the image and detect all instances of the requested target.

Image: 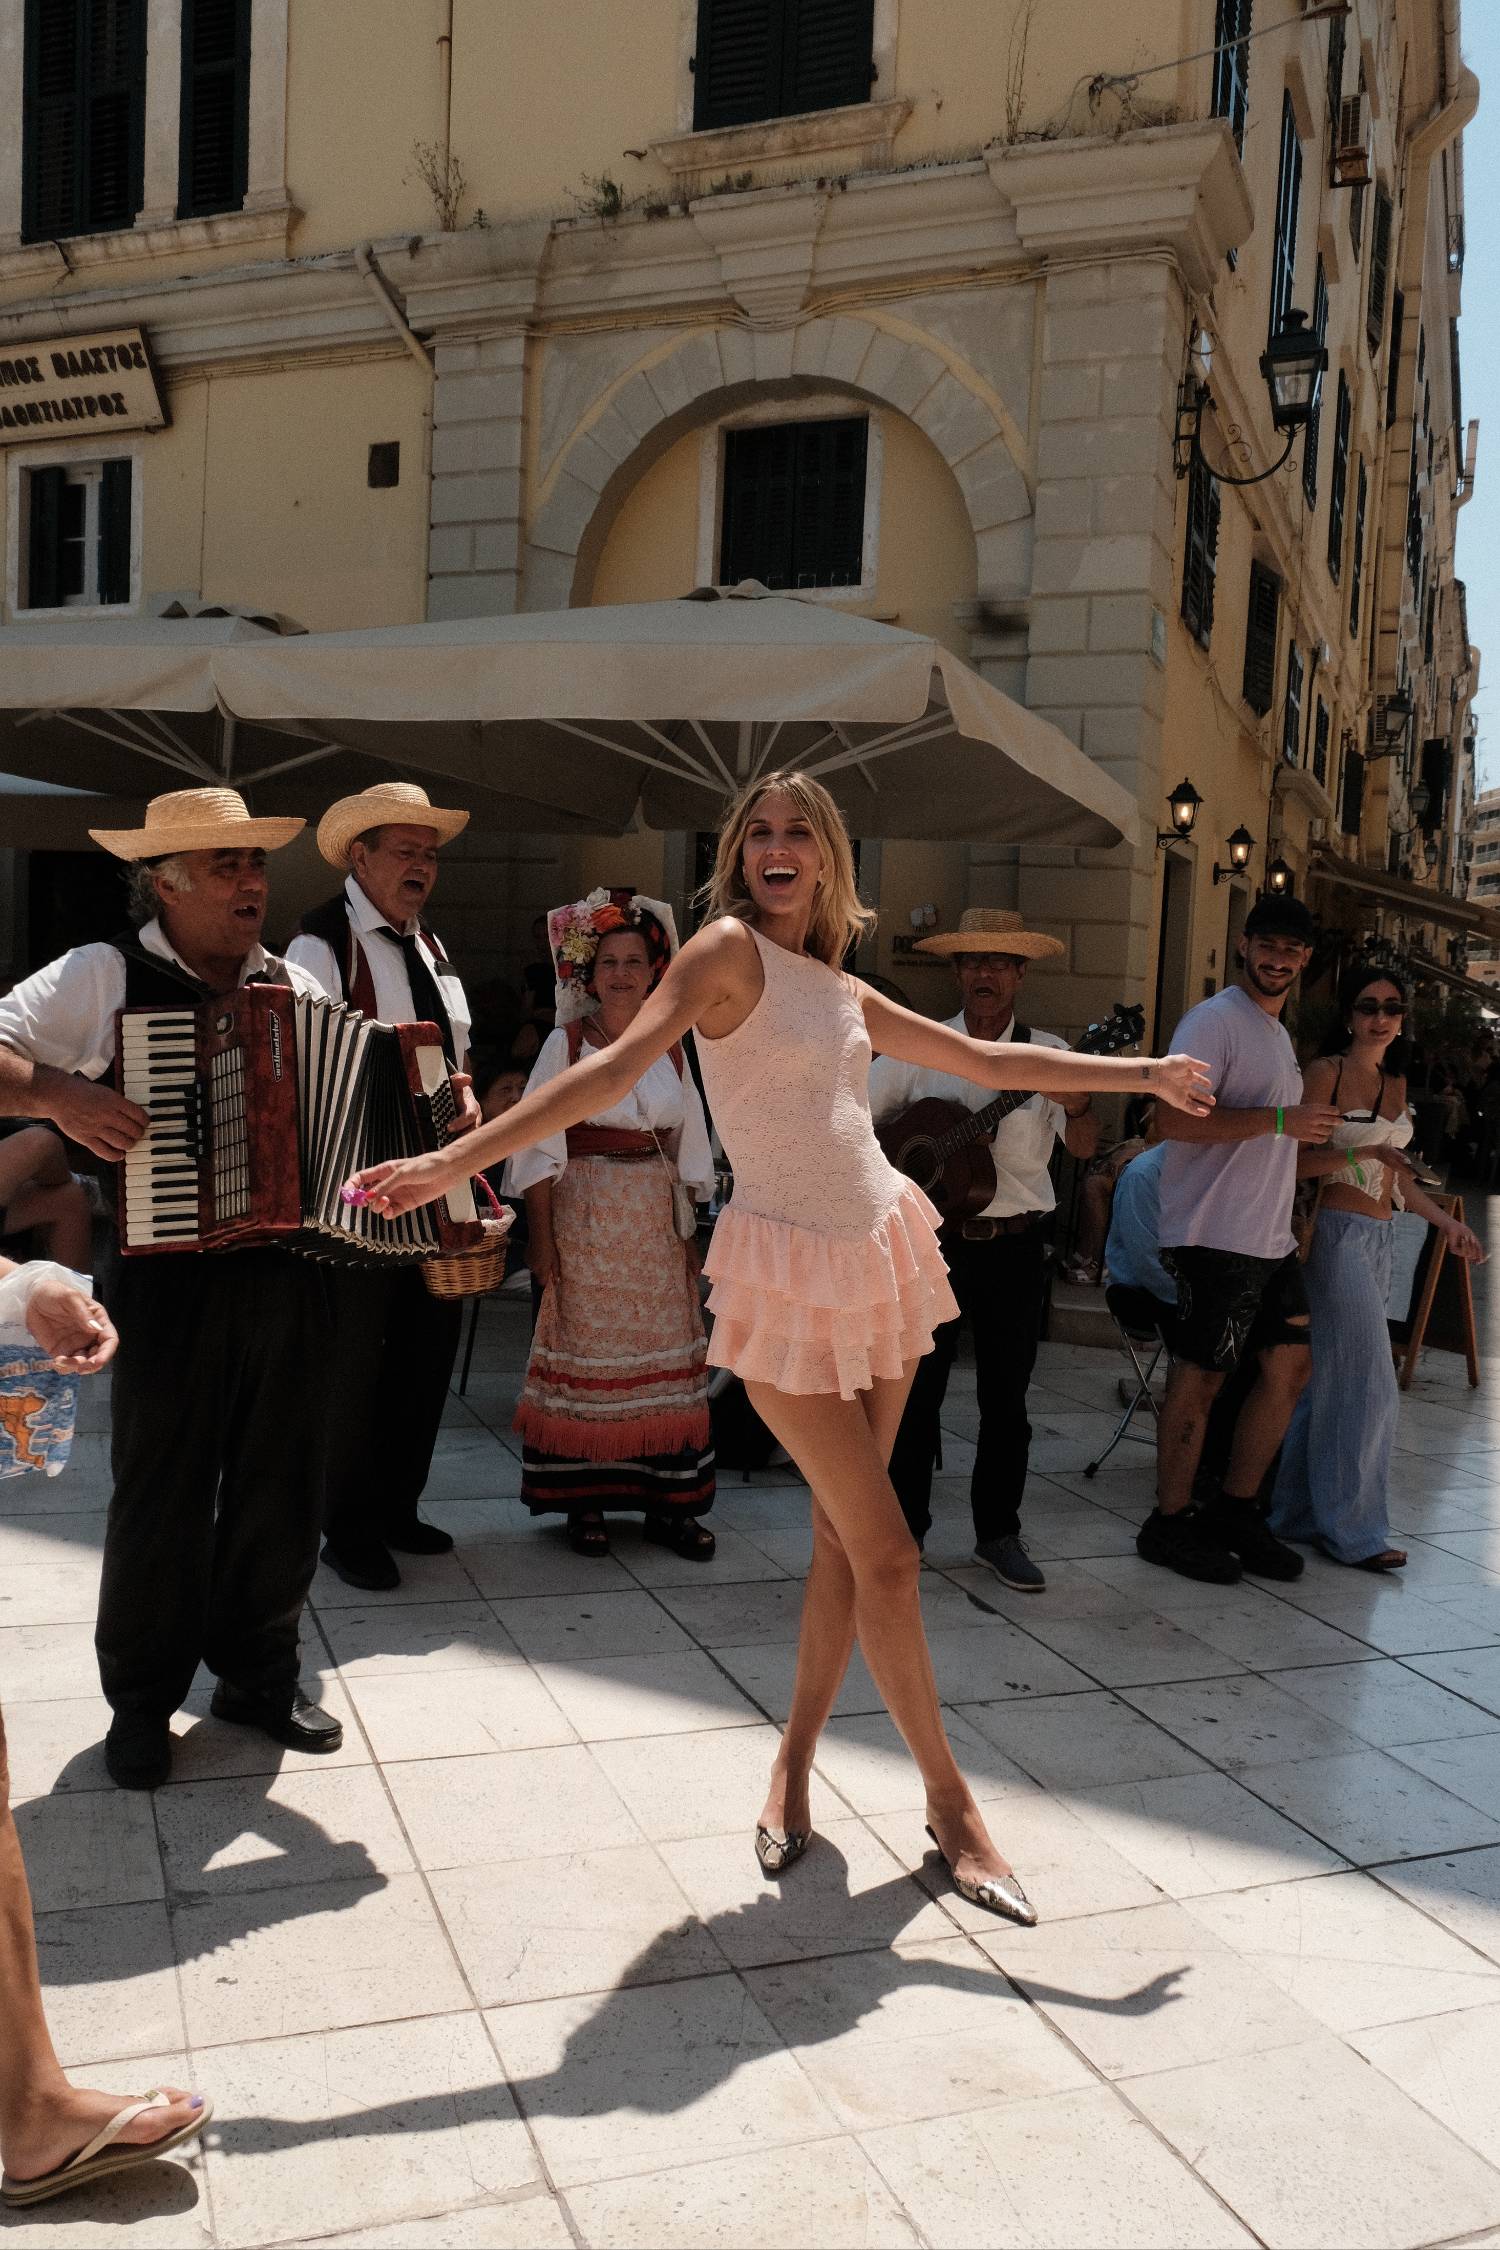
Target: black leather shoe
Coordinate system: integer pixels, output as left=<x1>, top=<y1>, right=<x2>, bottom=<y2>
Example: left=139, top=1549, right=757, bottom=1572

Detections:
left=321, top=1536, right=400, bottom=1591
left=384, top=1518, right=454, bottom=1557
left=211, top=1682, right=344, bottom=1753
left=104, top=1714, right=172, bottom=1791
left=1212, top=1496, right=1305, bottom=1581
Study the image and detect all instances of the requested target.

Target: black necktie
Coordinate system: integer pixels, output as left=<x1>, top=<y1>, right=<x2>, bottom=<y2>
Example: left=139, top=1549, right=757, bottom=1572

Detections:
left=378, top=926, right=456, bottom=1066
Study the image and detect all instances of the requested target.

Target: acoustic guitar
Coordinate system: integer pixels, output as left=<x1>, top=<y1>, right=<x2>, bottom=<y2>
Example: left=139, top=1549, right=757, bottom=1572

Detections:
left=875, top=1003, right=1146, bottom=1224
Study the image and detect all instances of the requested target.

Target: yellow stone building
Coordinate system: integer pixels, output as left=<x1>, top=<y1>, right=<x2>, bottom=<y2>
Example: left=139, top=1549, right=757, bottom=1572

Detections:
left=0, top=0, right=1481, bottom=1041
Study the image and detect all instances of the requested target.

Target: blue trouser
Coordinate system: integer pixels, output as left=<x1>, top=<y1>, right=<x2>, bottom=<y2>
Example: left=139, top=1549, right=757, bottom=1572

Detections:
left=1270, top=1207, right=1398, bottom=1564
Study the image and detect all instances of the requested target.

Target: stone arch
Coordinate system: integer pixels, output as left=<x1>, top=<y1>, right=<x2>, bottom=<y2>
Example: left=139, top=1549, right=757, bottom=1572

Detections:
left=521, top=315, right=1033, bottom=612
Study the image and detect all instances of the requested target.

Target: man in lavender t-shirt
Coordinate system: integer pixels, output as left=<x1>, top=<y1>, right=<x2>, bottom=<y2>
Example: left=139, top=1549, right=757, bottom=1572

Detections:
left=1138, top=896, right=1339, bottom=1585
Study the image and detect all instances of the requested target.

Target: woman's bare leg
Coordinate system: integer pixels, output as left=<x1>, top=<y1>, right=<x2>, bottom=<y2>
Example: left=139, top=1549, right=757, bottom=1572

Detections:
left=747, top=1374, right=1016, bottom=1888
left=0, top=1706, right=202, bottom=2184
left=758, top=1365, right=916, bottom=1837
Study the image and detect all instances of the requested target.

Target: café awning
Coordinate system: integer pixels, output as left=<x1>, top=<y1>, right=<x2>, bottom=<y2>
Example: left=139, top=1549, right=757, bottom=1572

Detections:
left=1308, top=844, right=1500, bottom=947
left=1407, top=951, right=1500, bottom=1010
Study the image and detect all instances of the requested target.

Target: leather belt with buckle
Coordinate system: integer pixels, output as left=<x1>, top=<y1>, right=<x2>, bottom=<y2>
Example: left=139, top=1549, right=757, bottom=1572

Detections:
left=956, top=1212, right=1044, bottom=1241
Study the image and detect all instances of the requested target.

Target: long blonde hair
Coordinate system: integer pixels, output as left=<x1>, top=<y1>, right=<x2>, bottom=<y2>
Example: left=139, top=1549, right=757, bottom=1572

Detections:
left=698, top=770, right=875, bottom=969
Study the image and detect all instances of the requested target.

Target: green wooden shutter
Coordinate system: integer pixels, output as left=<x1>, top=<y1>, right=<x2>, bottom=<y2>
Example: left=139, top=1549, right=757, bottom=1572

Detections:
left=22, top=0, right=82, bottom=241
left=1269, top=92, right=1302, bottom=340
left=785, top=0, right=874, bottom=113
left=793, top=415, right=867, bottom=585
left=1367, top=187, right=1394, bottom=351
left=1312, top=699, right=1330, bottom=788
left=1340, top=747, right=1365, bottom=836
left=1384, top=290, right=1405, bottom=427
left=1348, top=457, right=1368, bottom=638
left=693, top=0, right=780, bottom=129
left=1211, top=0, right=1252, bottom=150
left=1280, top=640, right=1304, bottom=764
left=1326, top=374, right=1350, bottom=581
left=98, top=457, right=132, bottom=605
left=1180, top=454, right=1219, bottom=650
left=1241, top=561, right=1281, bottom=715
left=1302, top=259, right=1328, bottom=506
left=720, top=417, right=868, bottom=589
left=178, top=0, right=252, bottom=217
left=25, top=466, right=67, bottom=610
left=1325, top=10, right=1345, bottom=126
left=83, top=0, right=146, bottom=233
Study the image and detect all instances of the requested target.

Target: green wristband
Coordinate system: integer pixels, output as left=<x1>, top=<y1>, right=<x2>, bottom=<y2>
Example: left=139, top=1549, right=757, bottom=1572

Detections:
left=1274, top=1107, right=1285, bottom=1137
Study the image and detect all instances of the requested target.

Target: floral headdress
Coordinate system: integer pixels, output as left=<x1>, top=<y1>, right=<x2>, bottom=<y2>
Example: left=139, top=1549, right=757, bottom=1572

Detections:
left=547, top=887, right=680, bottom=1024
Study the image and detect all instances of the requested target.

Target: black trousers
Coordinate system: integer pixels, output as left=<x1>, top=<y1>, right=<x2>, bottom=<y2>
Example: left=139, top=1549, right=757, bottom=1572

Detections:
left=888, top=1225, right=1047, bottom=1549
left=97, top=1248, right=332, bottom=1721
left=323, top=1266, right=461, bottom=1550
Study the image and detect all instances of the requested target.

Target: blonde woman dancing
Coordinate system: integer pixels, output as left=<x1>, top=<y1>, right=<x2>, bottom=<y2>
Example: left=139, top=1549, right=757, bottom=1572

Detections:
left=350, top=776, right=1211, bottom=1925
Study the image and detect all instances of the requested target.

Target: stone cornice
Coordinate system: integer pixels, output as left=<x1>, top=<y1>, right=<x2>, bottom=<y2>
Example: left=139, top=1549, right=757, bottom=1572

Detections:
left=649, top=97, right=913, bottom=200
left=986, top=120, right=1252, bottom=296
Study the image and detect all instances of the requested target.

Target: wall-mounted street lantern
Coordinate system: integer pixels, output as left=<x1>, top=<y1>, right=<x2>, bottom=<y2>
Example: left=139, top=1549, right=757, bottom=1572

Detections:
left=1368, top=688, right=1413, bottom=760
left=1212, top=825, right=1256, bottom=885
left=1175, top=310, right=1329, bottom=487
left=1390, top=780, right=1433, bottom=840
left=1157, top=777, right=1203, bottom=847
left=1265, top=857, right=1294, bottom=896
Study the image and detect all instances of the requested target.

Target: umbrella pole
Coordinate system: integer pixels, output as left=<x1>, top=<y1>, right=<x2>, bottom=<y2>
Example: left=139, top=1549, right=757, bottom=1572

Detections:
left=219, top=711, right=237, bottom=778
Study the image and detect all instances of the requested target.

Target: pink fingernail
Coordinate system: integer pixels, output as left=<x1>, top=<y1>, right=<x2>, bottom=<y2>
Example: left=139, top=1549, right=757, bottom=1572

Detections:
left=341, top=1184, right=368, bottom=1206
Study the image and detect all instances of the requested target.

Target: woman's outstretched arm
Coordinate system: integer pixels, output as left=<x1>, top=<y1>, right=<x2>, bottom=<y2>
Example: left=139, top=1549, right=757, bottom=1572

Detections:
left=858, top=985, right=1213, bottom=1116
left=351, top=920, right=755, bottom=1217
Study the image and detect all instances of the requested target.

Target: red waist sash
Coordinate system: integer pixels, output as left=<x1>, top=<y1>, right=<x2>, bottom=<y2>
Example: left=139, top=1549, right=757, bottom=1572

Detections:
left=565, top=1125, right=657, bottom=1158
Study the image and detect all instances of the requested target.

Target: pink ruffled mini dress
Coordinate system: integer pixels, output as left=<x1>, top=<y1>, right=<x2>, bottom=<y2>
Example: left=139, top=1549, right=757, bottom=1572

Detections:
left=697, top=926, right=958, bottom=1399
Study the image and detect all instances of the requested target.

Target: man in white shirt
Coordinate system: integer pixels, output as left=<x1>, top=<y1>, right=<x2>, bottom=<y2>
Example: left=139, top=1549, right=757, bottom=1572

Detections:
left=870, top=909, right=1099, bottom=1589
left=286, top=783, right=480, bottom=1592
left=0, top=789, right=341, bottom=1791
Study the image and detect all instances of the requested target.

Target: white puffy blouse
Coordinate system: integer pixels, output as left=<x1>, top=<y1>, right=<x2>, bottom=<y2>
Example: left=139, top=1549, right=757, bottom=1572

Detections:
left=504, top=1026, right=716, bottom=1201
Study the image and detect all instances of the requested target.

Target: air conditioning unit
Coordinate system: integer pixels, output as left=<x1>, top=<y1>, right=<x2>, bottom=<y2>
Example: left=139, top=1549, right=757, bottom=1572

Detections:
left=1333, top=92, right=1371, bottom=186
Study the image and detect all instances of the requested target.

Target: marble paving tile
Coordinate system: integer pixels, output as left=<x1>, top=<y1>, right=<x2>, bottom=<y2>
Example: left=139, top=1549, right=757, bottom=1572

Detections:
left=343, top=1664, right=575, bottom=1763
left=172, top=1871, right=470, bottom=2047
left=309, top=1550, right=479, bottom=1612
left=1269, top=1657, right=1500, bottom=1748
left=166, top=1680, right=369, bottom=1785
left=590, top=1724, right=844, bottom=1843
left=937, top=1559, right=1135, bottom=1622
left=34, top=1898, right=185, bottom=2066
left=431, top=1843, right=720, bottom=2007
left=616, top=1521, right=791, bottom=1588
left=0, top=1619, right=103, bottom=1702
left=1170, top=1600, right=1371, bottom=1670
left=661, top=1816, right=950, bottom=1966
left=1388, top=1729, right=1500, bottom=1818
left=199, top=2013, right=539, bottom=2248
left=1124, top=2035, right=1500, bottom=2250
left=1270, top=1587, right=1500, bottom=1659
left=1184, top=1870, right=1500, bottom=2032
left=383, top=1743, right=642, bottom=1870
left=0, top=1690, right=113, bottom=1795
left=0, top=1557, right=103, bottom=1627
left=975, top=1899, right=1320, bottom=2080
left=317, top=1601, right=525, bottom=1678
left=1374, top=1844, right=1500, bottom=1966
left=917, top=1623, right=1099, bottom=1701
left=867, top=1796, right=1163, bottom=1927
left=860, top=2084, right=1255, bottom=2248
left=1237, top=1746, right=1500, bottom=1865
left=0, top=1506, right=107, bottom=1566
left=488, top=1589, right=694, bottom=1663
left=485, top=1972, right=837, bottom=2189
left=953, top=1689, right=1206, bottom=1792
left=650, top=1578, right=811, bottom=1646
left=566, top=2138, right=918, bottom=2249
left=457, top=1536, right=638, bottom=1601
left=1011, top=1611, right=1245, bottom=1689
left=710, top=1638, right=882, bottom=1721
left=746, top=1935, right=1090, bottom=2129
left=155, top=1766, right=414, bottom=1902
left=1353, top=2002, right=1500, bottom=2169
left=1118, top=1674, right=1368, bottom=1771
left=1407, top=1642, right=1500, bottom=1717
left=531, top=1650, right=763, bottom=1741
left=811, top=1707, right=1037, bottom=1816
left=13, top=1786, right=164, bottom=1911
left=292, top=2196, right=574, bottom=2248
left=1067, top=1770, right=1345, bottom=1898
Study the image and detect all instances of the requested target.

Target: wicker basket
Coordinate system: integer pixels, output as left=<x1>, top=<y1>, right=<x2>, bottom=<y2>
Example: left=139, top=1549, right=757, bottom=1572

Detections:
left=421, top=1173, right=514, bottom=1300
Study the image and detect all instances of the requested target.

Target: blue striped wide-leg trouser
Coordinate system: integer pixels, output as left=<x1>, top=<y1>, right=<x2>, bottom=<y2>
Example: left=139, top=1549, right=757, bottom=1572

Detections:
left=1270, top=1207, right=1399, bottom=1565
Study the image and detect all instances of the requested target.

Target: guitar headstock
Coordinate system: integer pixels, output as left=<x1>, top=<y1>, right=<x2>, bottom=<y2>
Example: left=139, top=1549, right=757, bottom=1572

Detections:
left=1078, top=1002, right=1146, bottom=1057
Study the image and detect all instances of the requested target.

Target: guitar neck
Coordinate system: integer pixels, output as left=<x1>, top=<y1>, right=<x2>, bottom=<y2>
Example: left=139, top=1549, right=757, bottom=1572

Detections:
left=937, top=1084, right=1035, bottom=1164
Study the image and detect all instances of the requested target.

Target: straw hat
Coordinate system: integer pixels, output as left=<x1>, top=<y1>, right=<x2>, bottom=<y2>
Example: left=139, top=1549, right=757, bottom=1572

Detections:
left=316, top=782, right=469, bottom=871
left=916, top=908, right=1064, bottom=961
left=89, top=787, right=304, bottom=861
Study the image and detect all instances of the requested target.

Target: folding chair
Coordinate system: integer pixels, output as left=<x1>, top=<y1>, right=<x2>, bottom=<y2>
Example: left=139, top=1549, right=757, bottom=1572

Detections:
left=1084, top=1282, right=1174, bottom=1478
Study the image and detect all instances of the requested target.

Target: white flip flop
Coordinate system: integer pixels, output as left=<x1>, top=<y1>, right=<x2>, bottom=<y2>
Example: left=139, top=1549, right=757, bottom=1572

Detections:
left=0, top=2089, right=211, bottom=2207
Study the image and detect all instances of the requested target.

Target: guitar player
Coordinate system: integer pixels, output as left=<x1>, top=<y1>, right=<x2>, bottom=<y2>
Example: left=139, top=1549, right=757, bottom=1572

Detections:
left=869, top=909, right=1099, bottom=1588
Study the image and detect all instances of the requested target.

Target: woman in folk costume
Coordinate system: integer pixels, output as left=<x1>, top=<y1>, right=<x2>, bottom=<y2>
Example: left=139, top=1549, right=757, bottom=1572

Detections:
left=350, top=775, right=1211, bottom=1928
left=508, top=889, right=717, bottom=1559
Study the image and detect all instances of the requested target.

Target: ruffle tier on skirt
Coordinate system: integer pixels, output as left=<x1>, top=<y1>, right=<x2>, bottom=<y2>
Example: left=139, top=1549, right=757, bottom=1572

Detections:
left=704, top=1179, right=958, bottom=1400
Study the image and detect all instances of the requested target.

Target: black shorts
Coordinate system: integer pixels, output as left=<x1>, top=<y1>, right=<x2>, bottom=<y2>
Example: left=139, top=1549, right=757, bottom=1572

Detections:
left=1162, top=1245, right=1310, bottom=1373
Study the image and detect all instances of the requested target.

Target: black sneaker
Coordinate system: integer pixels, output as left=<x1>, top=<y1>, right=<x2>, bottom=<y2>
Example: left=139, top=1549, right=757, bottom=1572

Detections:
left=1212, top=1496, right=1305, bottom=1581
left=1136, top=1505, right=1242, bottom=1585
left=321, top=1535, right=400, bottom=1591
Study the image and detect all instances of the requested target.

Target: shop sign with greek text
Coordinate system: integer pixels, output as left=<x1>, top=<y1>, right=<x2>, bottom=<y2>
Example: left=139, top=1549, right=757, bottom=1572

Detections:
left=0, top=329, right=167, bottom=442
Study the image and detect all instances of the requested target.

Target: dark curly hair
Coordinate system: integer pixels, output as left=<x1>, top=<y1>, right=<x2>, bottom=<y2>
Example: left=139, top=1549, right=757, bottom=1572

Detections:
left=1320, top=961, right=1411, bottom=1074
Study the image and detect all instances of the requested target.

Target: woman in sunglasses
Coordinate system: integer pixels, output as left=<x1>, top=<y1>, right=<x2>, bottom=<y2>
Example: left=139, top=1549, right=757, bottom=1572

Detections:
left=1271, top=965, right=1483, bottom=1570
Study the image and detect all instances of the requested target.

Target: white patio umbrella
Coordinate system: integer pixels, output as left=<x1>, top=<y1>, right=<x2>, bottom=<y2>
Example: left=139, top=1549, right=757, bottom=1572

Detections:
left=217, top=589, right=1138, bottom=849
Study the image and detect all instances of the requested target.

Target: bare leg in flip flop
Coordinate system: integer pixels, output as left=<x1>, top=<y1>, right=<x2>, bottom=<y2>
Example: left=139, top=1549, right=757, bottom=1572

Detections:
left=0, top=1703, right=205, bottom=2193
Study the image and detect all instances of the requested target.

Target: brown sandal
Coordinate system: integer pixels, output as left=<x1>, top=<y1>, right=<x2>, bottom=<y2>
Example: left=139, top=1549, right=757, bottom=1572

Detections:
left=566, top=1514, right=611, bottom=1557
left=643, top=1515, right=717, bottom=1560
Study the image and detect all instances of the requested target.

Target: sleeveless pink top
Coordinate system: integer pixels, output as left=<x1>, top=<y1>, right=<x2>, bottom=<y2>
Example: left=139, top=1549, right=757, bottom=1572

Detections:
left=697, top=926, right=957, bottom=1398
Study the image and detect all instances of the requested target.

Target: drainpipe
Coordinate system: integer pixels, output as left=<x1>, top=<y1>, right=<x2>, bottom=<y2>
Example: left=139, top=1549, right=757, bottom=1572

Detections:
left=438, top=0, right=454, bottom=183
left=354, top=242, right=436, bottom=607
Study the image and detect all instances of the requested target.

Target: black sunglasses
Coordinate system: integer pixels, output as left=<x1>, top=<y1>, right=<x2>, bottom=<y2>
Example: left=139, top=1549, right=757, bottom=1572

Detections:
left=1352, top=998, right=1405, bottom=1019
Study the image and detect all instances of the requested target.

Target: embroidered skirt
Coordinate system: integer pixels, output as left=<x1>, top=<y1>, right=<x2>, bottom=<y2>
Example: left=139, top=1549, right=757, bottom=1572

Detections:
left=514, top=1155, right=714, bottom=1516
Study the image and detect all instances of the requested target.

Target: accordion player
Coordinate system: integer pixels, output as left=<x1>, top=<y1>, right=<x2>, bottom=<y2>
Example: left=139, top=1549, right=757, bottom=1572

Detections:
left=114, top=984, right=483, bottom=1259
